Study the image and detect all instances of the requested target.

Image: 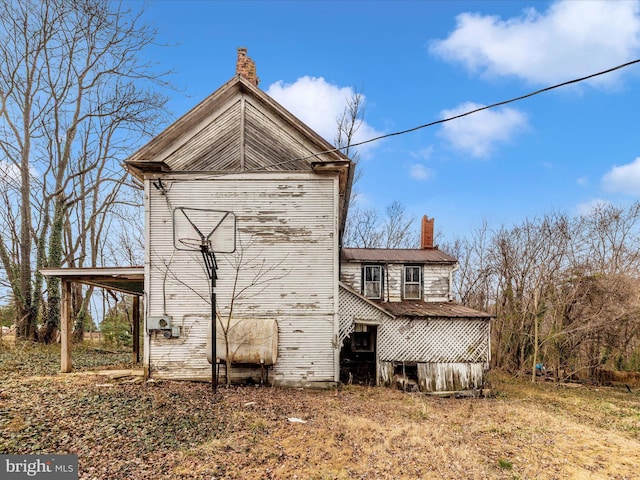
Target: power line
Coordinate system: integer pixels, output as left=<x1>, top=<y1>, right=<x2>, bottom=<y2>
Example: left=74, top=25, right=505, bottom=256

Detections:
left=282, top=58, right=640, bottom=165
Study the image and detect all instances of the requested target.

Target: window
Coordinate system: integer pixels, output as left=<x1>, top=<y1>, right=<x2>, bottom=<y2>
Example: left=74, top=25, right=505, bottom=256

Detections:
left=363, top=265, right=382, bottom=299
left=403, top=265, right=422, bottom=299
left=352, top=324, right=375, bottom=352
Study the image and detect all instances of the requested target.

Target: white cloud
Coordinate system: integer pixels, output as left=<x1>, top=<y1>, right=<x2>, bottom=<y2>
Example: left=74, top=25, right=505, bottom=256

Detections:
left=266, top=76, right=383, bottom=158
left=602, top=157, right=640, bottom=195
left=438, top=102, right=528, bottom=157
left=0, top=160, right=21, bottom=190
left=410, top=146, right=434, bottom=161
left=576, top=176, right=589, bottom=187
left=576, top=198, right=611, bottom=216
left=409, top=164, right=434, bottom=181
left=349, top=191, right=373, bottom=208
left=430, top=1, right=640, bottom=86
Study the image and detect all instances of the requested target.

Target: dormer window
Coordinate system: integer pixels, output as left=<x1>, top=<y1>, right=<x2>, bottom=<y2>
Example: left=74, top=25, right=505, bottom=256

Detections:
left=363, top=265, right=383, bottom=299
left=403, top=265, right=422, bottom=300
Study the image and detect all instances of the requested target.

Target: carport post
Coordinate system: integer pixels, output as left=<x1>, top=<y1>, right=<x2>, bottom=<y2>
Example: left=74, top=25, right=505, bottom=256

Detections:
left=60, top=279, right=72, bottom=373
left=132, top=295, right=140, bottom=364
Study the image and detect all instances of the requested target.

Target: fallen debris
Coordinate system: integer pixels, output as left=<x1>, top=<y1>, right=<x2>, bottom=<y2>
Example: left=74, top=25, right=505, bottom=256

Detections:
left=287, top=417, right=307, bottom=424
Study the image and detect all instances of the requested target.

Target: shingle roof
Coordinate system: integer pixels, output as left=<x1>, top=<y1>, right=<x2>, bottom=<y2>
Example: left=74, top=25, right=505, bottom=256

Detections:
left=380, top=300, right=492, bottom=319
left=341, top=248, right=457, bottom=264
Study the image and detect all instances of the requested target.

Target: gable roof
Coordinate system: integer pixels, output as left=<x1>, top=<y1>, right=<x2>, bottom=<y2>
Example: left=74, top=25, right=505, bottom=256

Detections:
left=125, top=74, right=353, bottom=234
left=125, top=75, right=351, bottom=175
left=341, top=248, right=457, bottom=264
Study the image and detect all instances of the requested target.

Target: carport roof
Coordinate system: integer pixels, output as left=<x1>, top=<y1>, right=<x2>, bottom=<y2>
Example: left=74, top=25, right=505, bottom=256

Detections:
left=40, top=267, right=144, bottom=296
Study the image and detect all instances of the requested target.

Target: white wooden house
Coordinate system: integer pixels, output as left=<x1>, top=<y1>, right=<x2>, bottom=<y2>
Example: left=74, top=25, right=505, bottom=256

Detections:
left=338, top=216, right=492, bottom=392
left=126, top=49, right=352, bottom=387
left=124, top=48, right=490, bottom=392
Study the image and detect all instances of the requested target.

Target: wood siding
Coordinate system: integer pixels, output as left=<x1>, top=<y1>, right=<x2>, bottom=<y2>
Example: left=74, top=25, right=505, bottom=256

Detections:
left=340, top=262, right=452, bottom=301
left=161, top=97, right=242, bottom=172
left=378, top=361, right=486, bottom=392
left=424, top=265, right=451, bottom=301
left=145, top=173, right=338, bottom=385
left=339, top=262, right=362, bottom=296
left=148, top=93, right=324, bottom=175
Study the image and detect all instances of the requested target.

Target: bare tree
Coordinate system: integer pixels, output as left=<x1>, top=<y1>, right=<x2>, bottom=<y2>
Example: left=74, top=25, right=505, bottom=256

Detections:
left=381, top=201, right=419, bottom=248
left=343, top=206, right=382, bottom=248
left=335, top=86, right=365, bottom=188
left=153, top=236, right=288, bottom=386
left=579, top=202, right=640, bottom=275
left=488, top=214, right=572, bottom=375
left=344, top=201, right=419, bottom=249
left=449, top=204, right=640, bottom=382
left=442, top=220, right=495, bottom=311
left=334, top=87, right=418, bottom=250
left=216, top=237, right=288, bottom=385
left=0, top=0, right=168, bottom=341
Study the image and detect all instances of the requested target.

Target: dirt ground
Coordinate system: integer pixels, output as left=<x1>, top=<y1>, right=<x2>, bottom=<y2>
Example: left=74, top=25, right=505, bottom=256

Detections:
left=1, top=341, right=639, bottom=479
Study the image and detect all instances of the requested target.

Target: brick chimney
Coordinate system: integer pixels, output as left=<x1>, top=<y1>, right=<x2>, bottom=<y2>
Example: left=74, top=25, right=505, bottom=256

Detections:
left=421, top=215, right=434, bottom=249
left=236, top=47, right=259, bottom=86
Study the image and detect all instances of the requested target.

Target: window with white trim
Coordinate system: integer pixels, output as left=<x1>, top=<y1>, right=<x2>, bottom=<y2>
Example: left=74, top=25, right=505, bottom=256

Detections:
left=403, top=265, right=422, bottom=300
left=363, top=265, right=383, bottom=299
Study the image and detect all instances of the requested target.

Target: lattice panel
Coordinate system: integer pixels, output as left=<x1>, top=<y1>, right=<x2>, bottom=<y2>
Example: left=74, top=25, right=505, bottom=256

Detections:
left=338, top=285, right=390, bottom=344
left=378, top=318, right=490, bottom=363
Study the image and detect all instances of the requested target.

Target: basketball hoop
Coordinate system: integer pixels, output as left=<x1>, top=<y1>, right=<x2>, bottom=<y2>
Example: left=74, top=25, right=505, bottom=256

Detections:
left=172, top=207, right=236, bottom=253
left=171, top=206, right=237, bottom=394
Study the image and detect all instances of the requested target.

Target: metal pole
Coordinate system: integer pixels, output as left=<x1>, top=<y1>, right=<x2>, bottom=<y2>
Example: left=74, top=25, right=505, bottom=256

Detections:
left=202, top=246, right=218, bottom=394
left=211, top=272, right=217, bottom=394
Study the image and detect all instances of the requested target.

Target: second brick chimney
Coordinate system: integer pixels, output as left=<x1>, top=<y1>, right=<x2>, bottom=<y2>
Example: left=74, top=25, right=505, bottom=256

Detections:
left=421, top=215, right=434, bottom=249
left=236, top=47, right=259, bottom=86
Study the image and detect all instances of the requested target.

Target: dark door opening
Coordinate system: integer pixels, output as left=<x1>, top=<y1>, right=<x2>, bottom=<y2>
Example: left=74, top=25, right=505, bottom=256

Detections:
left=340, top=323, right=377, bottom=386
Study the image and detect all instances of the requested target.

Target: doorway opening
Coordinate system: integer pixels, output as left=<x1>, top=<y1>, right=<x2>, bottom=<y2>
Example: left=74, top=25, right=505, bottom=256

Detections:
left=340, top=323, right=377, bottom=386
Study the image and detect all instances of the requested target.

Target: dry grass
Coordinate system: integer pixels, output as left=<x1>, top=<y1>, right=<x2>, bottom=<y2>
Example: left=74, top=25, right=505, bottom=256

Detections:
left=1, top=341, right=639, bottom=479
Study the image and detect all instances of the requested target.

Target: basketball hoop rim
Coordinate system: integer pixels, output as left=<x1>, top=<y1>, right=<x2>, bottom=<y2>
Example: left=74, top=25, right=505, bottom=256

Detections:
left=178, top=238, right=207, bottom=249
left=172, top=207, right=237, bottom=254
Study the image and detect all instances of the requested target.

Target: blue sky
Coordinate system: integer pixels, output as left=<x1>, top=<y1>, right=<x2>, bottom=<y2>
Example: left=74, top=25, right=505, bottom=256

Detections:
left=137, top=0, right=640, bottom=242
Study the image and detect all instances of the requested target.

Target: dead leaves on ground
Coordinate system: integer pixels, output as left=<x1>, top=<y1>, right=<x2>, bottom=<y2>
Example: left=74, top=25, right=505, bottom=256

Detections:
left=1, top=345, right=640, bottom=479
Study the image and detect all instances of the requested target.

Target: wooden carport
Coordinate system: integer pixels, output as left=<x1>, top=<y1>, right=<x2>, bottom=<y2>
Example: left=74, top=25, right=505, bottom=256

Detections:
left=40, top=267, right=144, bottom=373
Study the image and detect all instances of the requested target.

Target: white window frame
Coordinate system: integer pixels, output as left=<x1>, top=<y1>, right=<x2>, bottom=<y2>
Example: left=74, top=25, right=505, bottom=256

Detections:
left=403, top=265, right=422, bottom=300
left=363, top=265, right=383, bottom=299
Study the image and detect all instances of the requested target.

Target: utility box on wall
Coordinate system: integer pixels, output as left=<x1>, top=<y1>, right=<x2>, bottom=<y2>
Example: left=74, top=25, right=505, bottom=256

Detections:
left=147, top=315, right=172, bottom=332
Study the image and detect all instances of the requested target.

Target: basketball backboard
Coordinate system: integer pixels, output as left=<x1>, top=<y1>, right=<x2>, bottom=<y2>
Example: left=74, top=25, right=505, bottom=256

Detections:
left=172, top=207, right=236, bottom=253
